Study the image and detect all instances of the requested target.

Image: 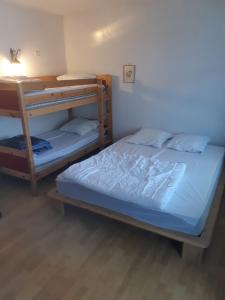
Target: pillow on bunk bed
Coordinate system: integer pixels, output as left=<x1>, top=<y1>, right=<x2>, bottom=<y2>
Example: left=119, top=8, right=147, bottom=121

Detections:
left=126, top=128, right=173, bottom=148
left=57, top=74, right=96, bottom=81
left=59, top=118, right=98, bottom=136
left=166, top=134, right=210, bottom=153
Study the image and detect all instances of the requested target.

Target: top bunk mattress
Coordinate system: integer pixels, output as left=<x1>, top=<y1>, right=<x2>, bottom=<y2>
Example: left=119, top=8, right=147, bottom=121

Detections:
left=57, top=137, right=225, bottom=235
left=25, top=84, right=98, bottom=97
left=25, top=84, right=100, bottom=111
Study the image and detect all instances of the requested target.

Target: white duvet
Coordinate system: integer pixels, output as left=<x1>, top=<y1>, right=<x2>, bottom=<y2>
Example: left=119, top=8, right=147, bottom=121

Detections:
left=57, top=149, right=186, bottom=210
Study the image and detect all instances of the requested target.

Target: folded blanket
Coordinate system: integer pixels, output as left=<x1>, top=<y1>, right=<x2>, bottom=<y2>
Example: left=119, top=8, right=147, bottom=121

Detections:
left=57, top=150, right=186, bottom=210
left=0, top=135, right=52, bottom=154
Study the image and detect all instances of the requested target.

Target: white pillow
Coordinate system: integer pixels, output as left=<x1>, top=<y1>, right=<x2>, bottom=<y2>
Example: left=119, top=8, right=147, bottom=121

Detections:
left=167, top=134, right=210, bottom=153
left=127, top=128, right=173, bottom=148
left=57, top=74, right=96, bottom=81
left=59, top=118, right=98, bottom=136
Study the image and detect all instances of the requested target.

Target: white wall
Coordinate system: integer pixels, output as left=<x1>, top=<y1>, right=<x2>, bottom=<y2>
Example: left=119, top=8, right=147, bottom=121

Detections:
left=64, top=0, right=225, bottom=145
left=0, top=1, right=67, bottom=138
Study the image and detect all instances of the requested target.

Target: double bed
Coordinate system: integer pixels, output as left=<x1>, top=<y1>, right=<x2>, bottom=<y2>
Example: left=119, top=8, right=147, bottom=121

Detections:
left=49, top=134, right=225, bottom=263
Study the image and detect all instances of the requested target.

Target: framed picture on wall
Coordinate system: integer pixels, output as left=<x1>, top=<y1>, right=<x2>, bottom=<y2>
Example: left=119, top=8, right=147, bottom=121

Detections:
left=123, top=64, right=136, bottom=83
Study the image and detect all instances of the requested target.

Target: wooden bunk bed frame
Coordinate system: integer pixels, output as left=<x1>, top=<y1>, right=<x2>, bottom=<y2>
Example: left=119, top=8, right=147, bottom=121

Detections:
left=49, top=167, right=225, bottom=264
left=0, top=74, right=112, bottom=195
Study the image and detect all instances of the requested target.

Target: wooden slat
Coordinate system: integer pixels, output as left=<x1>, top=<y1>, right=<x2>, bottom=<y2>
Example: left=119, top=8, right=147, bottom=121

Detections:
left=0, top=152, right=30, bottom=173
left=0, top=167, right=30, bottom=180
left=21, top=79, right=97, bottom=92
left=0, top=109, right=20, bottom=118
left=0, top=146, right=26, bottom=158
left=24, top=87, right=97, bottom=105
left=0, top=82, right=17, bottom=91
left=26, top=96, right=98, bottom=117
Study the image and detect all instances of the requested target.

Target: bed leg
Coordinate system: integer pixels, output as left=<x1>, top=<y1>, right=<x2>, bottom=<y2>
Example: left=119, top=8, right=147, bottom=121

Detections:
left=181, top=243, right=204, bottom=264
left=60, top=202, right=65, bottom=216
left=31, top=180, right=38, bottom=197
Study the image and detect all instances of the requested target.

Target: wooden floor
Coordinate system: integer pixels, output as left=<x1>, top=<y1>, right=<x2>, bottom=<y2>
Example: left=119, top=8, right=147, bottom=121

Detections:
left=0, top=174, right=225, bottom=300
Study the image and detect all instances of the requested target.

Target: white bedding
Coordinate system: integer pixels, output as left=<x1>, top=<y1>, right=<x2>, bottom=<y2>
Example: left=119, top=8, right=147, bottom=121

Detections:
left=109, top=138, right=225, bottom=223
left=57, top=148, right=186, bottom=210
left=34, top=129, right=99, bottom=167
left=57, top=136, right=225, bottom=226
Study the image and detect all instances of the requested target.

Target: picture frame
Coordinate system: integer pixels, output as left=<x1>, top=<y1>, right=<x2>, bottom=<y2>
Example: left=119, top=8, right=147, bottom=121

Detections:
left=123, top=64, right=136, bottom=83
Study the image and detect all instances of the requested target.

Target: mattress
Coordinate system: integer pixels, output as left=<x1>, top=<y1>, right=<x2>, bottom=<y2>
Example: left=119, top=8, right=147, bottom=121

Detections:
left=56, top=137, right=225, bottom=236
left=25, top=84, right=100, bottom=110
left=25, top=84, right=98, bottom=97
left=34, top=129, right=99, bottom=168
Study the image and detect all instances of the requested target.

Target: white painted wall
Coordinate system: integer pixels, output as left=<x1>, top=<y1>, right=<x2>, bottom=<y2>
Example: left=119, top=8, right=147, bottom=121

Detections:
left=64, top=0, right=225, bottom=145
left=0, top=1, right=67, bottom=138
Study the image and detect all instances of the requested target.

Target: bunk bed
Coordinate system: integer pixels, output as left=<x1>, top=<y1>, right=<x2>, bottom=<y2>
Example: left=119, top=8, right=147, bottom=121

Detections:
left=0, top=74, right=113, bottom=195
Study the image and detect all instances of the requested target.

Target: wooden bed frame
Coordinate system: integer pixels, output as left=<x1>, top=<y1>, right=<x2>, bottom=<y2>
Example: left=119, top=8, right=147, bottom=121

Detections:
left=48, top=167, right=225, bottom=264
left=0, top=74, right=112, bottom=195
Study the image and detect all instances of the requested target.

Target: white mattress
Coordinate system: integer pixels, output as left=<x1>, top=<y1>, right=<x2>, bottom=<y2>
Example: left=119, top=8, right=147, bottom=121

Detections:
left=107, top=138, right=224, bottom=224
left=25, top=84, right=98, bottom=97
left=34, top=129, right=99, bottom=168
left=57, top=137, right=224, bottom=235
left=25, top=84, right=101, bottom=111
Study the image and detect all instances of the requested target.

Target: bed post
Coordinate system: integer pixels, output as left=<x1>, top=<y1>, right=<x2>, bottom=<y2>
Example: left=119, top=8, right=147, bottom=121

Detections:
left=97, top=80, right=105, bottom=149
left=97, top=75, right=113, bottom=148
left=17, top=83, right=38, bottom=196
left=60, top=202, right=65, bottom=216
left=104, top=75, right=113, bottom=144
left=68, top=108, right=74, bottom=121
left=181, top=243, right=204, bottom=264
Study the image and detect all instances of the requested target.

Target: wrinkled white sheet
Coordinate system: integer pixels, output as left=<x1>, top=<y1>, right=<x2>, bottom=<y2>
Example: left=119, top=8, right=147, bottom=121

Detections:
left=57, top=150, right=186, bottom=210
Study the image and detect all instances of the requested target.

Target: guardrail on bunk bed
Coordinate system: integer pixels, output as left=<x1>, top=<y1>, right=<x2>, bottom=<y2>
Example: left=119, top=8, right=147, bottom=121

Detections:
left=0, top=74, right=112, bottom=195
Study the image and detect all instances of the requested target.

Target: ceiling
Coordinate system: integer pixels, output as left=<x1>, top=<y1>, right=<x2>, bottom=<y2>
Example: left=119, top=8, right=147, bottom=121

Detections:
left=3, top=0, right=136, bottom=15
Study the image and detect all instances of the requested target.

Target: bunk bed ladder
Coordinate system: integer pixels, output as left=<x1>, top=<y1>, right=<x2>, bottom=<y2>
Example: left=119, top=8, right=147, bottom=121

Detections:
left=97, top=82, right=105, bottom=148
left=97, top=75, right=113, bottom=148
left=105, top=75, right=113, bottom=146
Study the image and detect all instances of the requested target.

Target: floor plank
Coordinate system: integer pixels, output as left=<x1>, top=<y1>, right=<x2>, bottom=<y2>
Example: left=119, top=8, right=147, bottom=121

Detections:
left=0, top=174, right=225, bottom=300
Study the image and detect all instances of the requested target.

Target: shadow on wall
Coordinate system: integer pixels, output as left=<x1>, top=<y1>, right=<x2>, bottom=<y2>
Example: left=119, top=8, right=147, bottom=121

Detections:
left=112, top=76, right=225, bottom=146
left=0, top=111, right=68, bottom=140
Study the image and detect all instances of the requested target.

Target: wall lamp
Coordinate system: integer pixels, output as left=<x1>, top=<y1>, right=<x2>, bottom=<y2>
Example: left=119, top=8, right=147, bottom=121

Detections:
left=10, top=48, right=21, bottom=64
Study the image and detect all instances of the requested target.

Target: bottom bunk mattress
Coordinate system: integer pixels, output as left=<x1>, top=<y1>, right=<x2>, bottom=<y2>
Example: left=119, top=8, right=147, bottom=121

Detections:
left=34, top=129, right=99, bottom=169
left=56, top=137, right=225, bottom=236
